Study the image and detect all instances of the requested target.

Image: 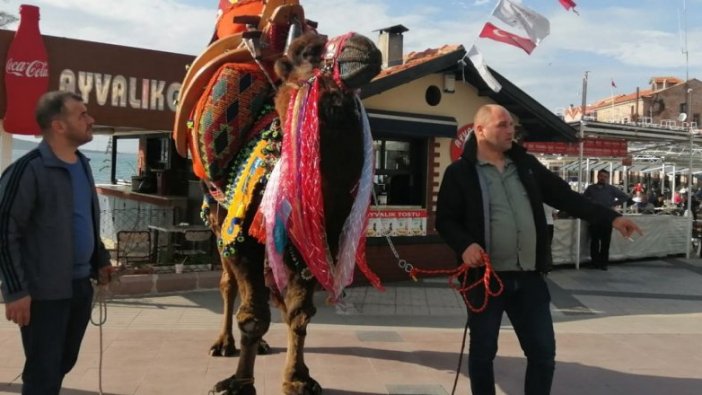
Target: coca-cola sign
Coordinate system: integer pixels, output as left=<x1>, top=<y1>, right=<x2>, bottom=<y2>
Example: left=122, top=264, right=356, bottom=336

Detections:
left=5, top=58, right=49, bottom=78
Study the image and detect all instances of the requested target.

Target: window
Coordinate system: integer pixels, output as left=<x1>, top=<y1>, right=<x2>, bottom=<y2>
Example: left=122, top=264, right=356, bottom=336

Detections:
left=111, top=136, right=140, bottom=184
left=680, top=102, right=688, bottom=114
left=373, top=138, right=426, bottom=207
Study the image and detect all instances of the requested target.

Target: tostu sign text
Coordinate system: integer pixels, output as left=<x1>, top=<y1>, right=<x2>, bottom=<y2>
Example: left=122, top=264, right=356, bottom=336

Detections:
left=367, top=209, right=427, bottom=237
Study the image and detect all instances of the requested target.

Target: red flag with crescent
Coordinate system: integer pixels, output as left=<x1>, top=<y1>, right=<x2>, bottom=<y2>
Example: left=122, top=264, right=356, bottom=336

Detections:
left=479, top=22, right=536, bottom=55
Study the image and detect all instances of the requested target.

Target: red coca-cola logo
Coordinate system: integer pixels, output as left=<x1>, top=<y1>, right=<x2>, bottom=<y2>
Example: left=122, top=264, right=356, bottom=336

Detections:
left=450, top=123, right=474, bottom=162
left=5, top=58, right=49, bottom=78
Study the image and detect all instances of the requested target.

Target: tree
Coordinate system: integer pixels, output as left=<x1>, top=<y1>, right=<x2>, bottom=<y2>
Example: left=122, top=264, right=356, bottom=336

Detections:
left=1, top=0, right=17, bottom=28
left=0, top=11, right=18, bottom=27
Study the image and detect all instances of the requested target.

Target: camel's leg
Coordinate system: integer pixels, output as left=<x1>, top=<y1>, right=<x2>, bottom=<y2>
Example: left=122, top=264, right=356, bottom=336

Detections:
left=234, top=241, right=271, bottom=375
left=206, top=205, right=270, bottom=359
left=214, top=238, right=270, bottom=394
left=281, top=271, right=321, bottom=395
left=207, top=206, right=239, bottom=357
left=210, top=255, right=239, bottom=357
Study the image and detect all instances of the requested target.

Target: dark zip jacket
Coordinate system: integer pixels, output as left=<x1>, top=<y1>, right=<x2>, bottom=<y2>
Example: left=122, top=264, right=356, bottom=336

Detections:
left=0, top=140, right=111, bottom=302
left=436, top=134, right=619, bottom=272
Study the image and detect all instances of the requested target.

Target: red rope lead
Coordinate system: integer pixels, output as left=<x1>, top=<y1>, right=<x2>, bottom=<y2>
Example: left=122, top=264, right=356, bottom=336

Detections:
left=409, top=251, right=504, bottom=313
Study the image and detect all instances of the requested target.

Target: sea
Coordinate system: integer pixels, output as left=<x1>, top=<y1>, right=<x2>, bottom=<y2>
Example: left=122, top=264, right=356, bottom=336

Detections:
left=10, top=141, right=137, bottom=184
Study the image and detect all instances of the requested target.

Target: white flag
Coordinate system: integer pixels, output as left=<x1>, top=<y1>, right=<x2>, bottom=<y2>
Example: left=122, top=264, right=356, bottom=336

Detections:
left=492, top=0, right=550, bottom=45
left=466, top=45, right=502, bottom=93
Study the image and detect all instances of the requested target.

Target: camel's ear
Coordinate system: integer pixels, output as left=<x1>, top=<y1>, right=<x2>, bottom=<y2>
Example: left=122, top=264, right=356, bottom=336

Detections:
left=296, top=37, right=325, bottom=65
left=286, top=32, right=326, bottom=67
left=275, top=57, right=294, bottom=81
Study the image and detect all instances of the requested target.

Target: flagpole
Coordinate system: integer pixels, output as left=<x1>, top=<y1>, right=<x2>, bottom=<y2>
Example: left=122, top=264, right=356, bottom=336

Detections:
left=460, top=0, right=517, bottom=90
left=468, top=0, right=509, bottom=52
left=576, top=71, right=589, bottom=270
left=683, top=0, right=694, bottom=258
left=610, top=82, right=614, bottom=121
left=489, top=0, right=503, bottom=17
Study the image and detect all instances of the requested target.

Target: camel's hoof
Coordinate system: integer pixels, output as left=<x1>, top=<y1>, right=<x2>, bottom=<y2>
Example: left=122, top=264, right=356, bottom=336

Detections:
left=283, top=377, right=322, bottom=395
left=214, top=374, right=256, bottom=395
left=257, top=339, right=271, bottom=355
left=304, top=378, right=322, bottom=395
left=210, top=342, right=238, bottom=357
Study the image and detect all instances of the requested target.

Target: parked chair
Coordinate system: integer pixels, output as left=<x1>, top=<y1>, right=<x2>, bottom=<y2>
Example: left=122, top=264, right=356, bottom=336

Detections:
left=116, top=230, right=152, bottom=268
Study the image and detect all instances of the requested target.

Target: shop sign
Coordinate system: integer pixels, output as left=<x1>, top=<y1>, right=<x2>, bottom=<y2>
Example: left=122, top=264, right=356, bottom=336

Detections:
left=58, top=69, right=180, bottom=112
left=1, top=29, right=194, bottom=131
left=366, top=209, right=427, bottom=237
left=523, top=138, right=628, bottom=158
left=450, top=123, right=473, bottom=162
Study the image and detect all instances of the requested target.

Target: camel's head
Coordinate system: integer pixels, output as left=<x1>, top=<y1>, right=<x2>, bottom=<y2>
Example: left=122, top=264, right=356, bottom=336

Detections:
left=273, top=32, right=382, bottom=125
left=275, top=32, right=382, bottom=89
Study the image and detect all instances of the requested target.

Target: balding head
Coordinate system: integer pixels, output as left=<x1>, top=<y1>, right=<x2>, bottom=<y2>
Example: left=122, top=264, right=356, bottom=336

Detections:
left=474, top=104, right=508, bottom=128
left=473, top=104, right=514, bottom=158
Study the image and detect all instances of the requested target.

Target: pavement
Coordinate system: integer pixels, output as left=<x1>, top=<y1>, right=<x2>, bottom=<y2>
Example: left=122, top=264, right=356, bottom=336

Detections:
left=1, top=257, right=702, bottom=395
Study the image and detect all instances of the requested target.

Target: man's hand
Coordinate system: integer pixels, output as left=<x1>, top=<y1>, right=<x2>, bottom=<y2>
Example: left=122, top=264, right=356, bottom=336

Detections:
left=97, top=266, right=113, bottom=285
left=461, top=243, right=486, bottom=267
left=5, top=295, right=31, bottom=326
left=612, top=216, right=643, bottom=239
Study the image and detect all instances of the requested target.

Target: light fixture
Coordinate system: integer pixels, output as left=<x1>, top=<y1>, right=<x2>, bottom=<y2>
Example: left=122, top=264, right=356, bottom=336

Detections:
left=443, top=72, right=455, bottom=93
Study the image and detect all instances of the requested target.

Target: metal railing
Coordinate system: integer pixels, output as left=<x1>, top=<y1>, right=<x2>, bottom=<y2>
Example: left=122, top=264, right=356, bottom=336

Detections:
left=100, top=207, right=177, bottom=249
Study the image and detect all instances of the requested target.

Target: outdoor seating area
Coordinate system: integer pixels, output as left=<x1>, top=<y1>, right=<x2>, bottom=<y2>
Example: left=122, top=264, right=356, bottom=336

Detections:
left=104, top=208, right=217, bottom=274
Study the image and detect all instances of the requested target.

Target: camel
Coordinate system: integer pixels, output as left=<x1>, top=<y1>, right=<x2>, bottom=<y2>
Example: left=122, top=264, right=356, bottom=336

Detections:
left=173, top=2, right=384, bottom=393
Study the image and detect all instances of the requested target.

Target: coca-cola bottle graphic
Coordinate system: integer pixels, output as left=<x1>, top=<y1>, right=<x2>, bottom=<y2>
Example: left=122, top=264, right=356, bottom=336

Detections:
left=3, top=5, right=49, bottom=135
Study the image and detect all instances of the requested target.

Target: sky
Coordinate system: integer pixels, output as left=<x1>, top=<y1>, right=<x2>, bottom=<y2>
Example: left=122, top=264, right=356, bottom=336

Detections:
left=2, top=0, right=701, bottom=149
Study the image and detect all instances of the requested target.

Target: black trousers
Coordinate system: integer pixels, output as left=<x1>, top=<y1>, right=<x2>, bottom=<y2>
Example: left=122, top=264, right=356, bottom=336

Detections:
left=20, top=278, right=93, bottom=395
left=466, top=271, right=556, bottom=395
left=589, top=222, right=613, bottom=267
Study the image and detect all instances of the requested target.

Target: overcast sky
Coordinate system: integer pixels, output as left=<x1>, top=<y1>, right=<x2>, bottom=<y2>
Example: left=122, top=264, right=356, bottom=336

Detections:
left=2, top=0, right=701, bottom=149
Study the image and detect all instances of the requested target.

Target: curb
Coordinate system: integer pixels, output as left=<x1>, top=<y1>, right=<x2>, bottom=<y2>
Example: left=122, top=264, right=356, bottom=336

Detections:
left=108, top=270, right=221, bottom=296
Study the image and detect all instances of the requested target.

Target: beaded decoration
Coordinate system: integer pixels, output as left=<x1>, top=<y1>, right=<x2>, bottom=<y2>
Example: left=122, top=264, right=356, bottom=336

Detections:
left=215, top=115, right=282, bottom=258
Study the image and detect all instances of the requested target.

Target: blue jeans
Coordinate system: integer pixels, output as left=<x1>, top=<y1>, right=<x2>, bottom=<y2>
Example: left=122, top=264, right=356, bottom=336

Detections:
left=466, top=271, right=555, bottom=395
left=20, top=278, right=93, bottom=395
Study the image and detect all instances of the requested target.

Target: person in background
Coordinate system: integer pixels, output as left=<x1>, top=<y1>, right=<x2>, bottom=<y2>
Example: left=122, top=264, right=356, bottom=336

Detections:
left=648, top=188, right=661, bottom=208
left=583, top=169, right=631, bottom=270
left=436, top=104, right=641, bottom=395
left=635, top=194, right=655, bottom=214
left=0, top=91, right=112, bottom=395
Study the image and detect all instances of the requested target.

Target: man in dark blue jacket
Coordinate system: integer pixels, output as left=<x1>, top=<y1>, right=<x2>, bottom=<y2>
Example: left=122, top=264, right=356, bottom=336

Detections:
left=0, top=91, right=112, bottom=395
left=583, top=169, right=631, bottom=270
left=436, top=104, right=641, bottom=395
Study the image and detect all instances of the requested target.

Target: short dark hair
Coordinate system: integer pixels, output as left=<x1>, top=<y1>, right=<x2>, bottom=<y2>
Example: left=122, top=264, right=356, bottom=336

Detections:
left=598, top=169, right=609, bottom=175
left=35, top=91, right=84, bottom=132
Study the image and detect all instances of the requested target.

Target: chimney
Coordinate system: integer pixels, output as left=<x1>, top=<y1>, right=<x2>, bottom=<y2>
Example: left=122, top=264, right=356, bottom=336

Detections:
left=375, top=24, right=408, bottom=68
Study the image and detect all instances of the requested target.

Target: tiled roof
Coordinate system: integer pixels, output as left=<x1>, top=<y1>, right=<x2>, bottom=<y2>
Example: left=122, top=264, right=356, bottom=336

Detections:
left=362, top=43, right=577, bottom=142
left=649, top=76, right=682, bottom=85
left=374, top=44, right=463, bottom=80
left=592, top=89, right=654, bottom=109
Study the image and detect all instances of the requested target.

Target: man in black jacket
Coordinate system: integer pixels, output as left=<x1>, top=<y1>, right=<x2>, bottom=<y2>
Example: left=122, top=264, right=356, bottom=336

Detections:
left=436, top=104, right=641, bottom=395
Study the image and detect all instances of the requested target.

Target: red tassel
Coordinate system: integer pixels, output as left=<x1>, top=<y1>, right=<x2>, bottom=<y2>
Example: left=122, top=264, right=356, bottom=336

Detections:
left=248, top=209, right=267, bottom=243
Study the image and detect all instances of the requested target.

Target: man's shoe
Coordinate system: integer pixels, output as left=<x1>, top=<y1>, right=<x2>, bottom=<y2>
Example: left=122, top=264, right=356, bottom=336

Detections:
left=599, top=265, right=608, bottom=271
